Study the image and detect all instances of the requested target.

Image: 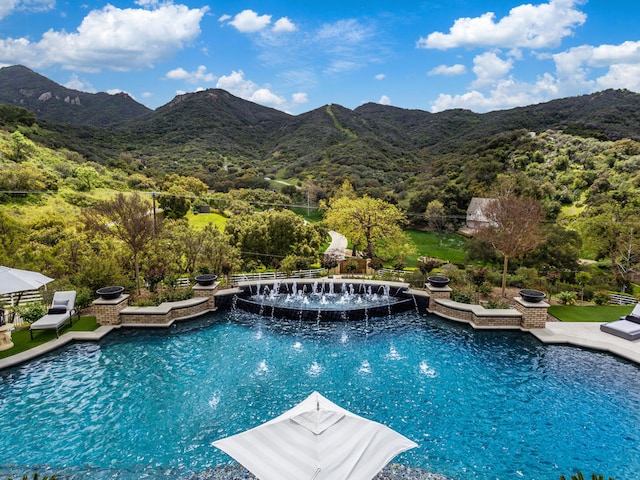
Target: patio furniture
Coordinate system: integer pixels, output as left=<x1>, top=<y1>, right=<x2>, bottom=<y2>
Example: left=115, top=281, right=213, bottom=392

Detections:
left=30, top=291, right=79, bottom=339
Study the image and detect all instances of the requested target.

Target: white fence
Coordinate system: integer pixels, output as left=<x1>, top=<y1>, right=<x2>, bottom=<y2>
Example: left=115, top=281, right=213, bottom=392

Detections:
left=609, top=293, right=637, bottom=305
left=0, top=289, right=44, bottom=328
left=230, top=269, right=324, bottom=285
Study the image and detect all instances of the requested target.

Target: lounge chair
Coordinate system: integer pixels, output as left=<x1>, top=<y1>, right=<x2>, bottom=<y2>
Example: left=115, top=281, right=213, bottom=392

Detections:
left=30, top=291, right=79, bottom=339
left=600, top=302, right=640, bottom=341
left=624, top=302, right=640, bottom=322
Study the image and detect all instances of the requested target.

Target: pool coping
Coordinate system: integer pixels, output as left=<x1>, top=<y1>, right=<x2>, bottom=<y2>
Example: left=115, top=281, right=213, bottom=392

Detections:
left=1, top=314, right=640, bottom=371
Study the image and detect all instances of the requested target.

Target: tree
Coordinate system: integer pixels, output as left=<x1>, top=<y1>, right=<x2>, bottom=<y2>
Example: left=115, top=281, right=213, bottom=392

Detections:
left=225, top=209, right=323, bottom=268
left=474, top=186, right=546, bottom=297
left=74, top=165, right=100, bottom=191
left=323, top=192, right=409, bottom=259
left=9, top=131, right=35, bottom=162
left=425, top=200, right=447, bottom=247
left=83, top=193, right=155, bottom=294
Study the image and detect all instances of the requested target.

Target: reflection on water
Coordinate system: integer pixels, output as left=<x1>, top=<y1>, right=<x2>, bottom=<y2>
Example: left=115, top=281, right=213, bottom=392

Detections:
left=0, top=310, right=639, bottom=480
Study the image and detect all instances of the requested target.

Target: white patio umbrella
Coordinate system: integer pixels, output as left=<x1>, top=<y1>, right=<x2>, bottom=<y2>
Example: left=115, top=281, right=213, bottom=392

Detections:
left=0, top=266, right=54, bottom=302
left=213, top=391, right=418, bottom=480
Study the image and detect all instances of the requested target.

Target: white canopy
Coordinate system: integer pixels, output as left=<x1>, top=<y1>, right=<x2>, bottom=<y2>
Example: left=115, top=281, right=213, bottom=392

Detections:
left=0, top=266, right=54, bottom=296
left=213, top=391, right=418, bottom=480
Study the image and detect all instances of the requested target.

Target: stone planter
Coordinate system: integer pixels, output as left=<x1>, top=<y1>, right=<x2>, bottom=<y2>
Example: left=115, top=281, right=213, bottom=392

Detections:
left=96, top=286, right=125, bottom=300
left=427, top=276, right=451, bottom=288
left=194, top=274, right=217, bottom=286
left=519, top=289, right=546, bottom=303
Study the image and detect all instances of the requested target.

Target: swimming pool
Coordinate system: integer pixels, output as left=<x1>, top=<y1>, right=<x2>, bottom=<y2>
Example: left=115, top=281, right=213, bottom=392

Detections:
left=1, top=310, right=639, bottom=480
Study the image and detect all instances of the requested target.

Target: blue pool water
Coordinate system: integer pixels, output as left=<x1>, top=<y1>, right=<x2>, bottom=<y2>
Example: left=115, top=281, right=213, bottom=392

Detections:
left=1, top=310, right=640, bottom=480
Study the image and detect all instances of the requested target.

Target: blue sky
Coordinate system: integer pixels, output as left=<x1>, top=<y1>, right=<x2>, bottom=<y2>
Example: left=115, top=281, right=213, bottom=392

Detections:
left=0, top=0, right=639, bottom=115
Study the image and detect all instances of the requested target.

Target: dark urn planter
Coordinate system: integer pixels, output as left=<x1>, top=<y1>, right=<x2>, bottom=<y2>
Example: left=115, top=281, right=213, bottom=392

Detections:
left=519, top=289, right=546, bottom=303
left=195, top=274, right=218, bottom=286
left=96, top=286, right=125, bottom=300
left=428, top=276, right=451, bottom=288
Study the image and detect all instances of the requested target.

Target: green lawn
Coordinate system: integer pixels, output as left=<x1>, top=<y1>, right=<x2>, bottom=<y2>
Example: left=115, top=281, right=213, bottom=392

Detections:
left=187, top=211, right=228, bottom=230
left=548, top=305, right=633, bottom=322
left=288, top=206, right=323, bottom=223
left=405, top=229, right=467, bottom=266
left=0, top=316, right=98, bottom=359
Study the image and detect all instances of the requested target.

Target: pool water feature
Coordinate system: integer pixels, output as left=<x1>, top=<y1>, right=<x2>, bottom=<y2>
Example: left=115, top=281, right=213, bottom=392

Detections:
left=235, top=279, right=416, bottom=321
left=1, top=310, right=640, bottom=480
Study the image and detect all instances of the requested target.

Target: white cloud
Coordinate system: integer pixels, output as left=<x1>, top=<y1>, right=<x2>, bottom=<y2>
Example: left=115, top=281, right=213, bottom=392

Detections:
left=0, top=0, right=54, bottom=19
left=431, top=73, right=560, bottom=113
left=375, top=73, right=386, bottom=80
left=552, top=40, right=640, bottom=92
left=216, top=70, right=286, bottom=108
left=428, top=64, right=466, bottom=76
left=471, top=52, right=513, bottom=88
left=379, top=95, right=391, bottom=105
left=218, top=14, right=231, bottom=22
left=0, top=0, right=19, bottom=19
left=316, top=19, right=370, bottom=45
left=0, top=4, right=208, bottom=71
left=228, top=10, right=271, bottom=33
left=273, top=17, right=296, bottom=33
left=64, top=73, right=94, bottom=92
left=165, top=65, right=216, bottom=83
left=142, top=91, right=153, bottom=98
left=418, top=0, right=586, bottom=50
left=292, top=92, right=308, bottom=104
left=597, top=64, right=640, bottom=92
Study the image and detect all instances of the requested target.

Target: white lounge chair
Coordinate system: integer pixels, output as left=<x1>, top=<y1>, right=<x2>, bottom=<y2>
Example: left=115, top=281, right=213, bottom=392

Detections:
left=600, top=302, right=640, bottom=341
left=30, top=291, right=79, bottom=339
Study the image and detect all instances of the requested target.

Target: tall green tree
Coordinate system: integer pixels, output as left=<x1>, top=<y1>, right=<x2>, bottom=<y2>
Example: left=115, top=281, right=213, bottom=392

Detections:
left=83, top=193, right=155, bottom=294
left=225, top=209, right=323, bottom=268
left=323, top=191, right=409, bottom=259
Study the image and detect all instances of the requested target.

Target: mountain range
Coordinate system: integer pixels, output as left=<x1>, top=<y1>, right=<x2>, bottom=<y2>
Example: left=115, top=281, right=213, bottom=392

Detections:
left=2, top=64, right=640, bottom=197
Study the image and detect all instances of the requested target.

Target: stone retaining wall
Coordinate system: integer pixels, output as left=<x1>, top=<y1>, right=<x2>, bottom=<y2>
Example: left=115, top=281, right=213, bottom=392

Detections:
left=119, top=297, right=211, bottom=326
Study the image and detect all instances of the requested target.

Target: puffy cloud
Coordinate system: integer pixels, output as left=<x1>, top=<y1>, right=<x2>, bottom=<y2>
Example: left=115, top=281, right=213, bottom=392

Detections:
left=228, top=10, right=272, bottom=33
left=430, top=73, right=560, bottom=112
left=552, top=40, right=640, bottom=91
left=0, top=0, right=19, bottom=19
left=597, top=64, right=640, bottom=91
left=216, top=70, right=286, bottom=108
left=0, top=4, right=208, bottom=71
left=165, top=65, right=216, bottom=84
left=375, top=73, right=386, bottom=80
left=428, top=64, right=466, bottom=76
left=292, top=92, right=308, bottom=104
left=418, top=0, right=586, bottom=50
left=471, top=52, right=513, bottom=88
left=273, top=17, right=297, bottom=33
left=379, top=95, right=391, bottom=105
left=64, top=73, right=94, bottom=92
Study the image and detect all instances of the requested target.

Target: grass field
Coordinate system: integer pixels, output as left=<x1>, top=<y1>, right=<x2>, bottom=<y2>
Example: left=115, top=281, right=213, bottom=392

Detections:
left=0, top=316, right=98, bottom=359
left=186, top=211, right=228, bottom=230
left=548, top=305, right=633, bottom=322
left=405, top=229, right=467, bottom=266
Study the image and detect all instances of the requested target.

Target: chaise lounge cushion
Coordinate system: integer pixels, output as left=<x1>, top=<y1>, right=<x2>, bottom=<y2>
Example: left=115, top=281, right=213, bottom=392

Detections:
left=600, top=319, right=640, bottom=341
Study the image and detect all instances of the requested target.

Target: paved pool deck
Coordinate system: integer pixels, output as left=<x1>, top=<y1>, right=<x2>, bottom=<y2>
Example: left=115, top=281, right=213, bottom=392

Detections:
left=1, top=321, right=639, bottom=371
left=529, top=321, right=640, bottom=364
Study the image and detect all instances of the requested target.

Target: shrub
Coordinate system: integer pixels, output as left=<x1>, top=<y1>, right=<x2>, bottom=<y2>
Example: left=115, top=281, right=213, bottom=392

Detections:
left=13, top=302, right=47, bottom=324
left=557, top=291, right=577, bottom=305
left=593, top=291, right=610, bottom=305
left=451, top=289, right=473, bottom=304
